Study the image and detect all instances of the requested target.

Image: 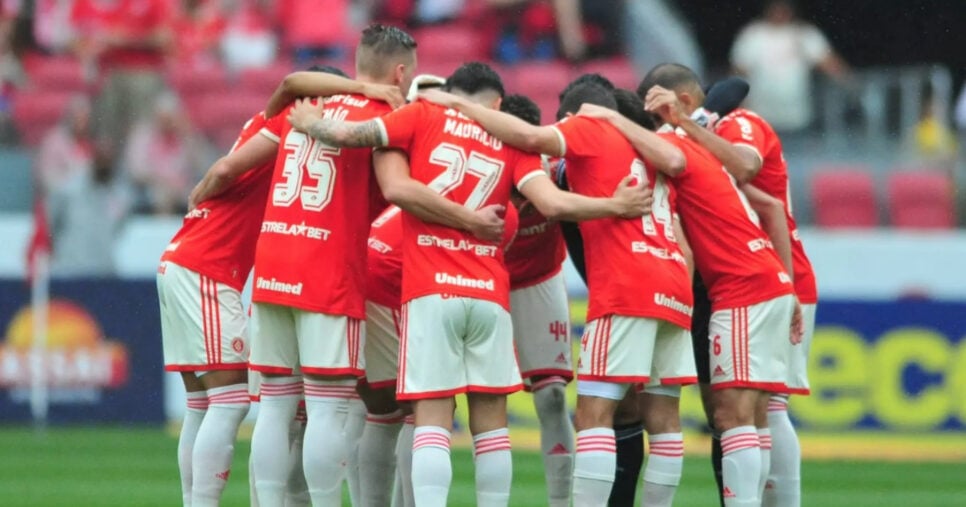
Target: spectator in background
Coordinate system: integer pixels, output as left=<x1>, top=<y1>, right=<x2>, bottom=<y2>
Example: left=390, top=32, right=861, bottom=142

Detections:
left=730, top=0, right=849, bottom=135
left=904, top=83, right=958, bottom=173
left=36, top=95, right=93, bottom=194
left=70, top=0, right=172, bottom=141
left=488, top=0, right=624, bottom=63
left=171, top=0, right=226, bottom=70
left=123, top=92, right=211, bottom=214
left=34, top=0, right=77, bottom=54
left=220, top=0, right=277, bottom=73
left=0, top=3, right=25, bottom=144
left=278, top=0, right=348, bottom=64
left=48, top=138, right=130, bottom=277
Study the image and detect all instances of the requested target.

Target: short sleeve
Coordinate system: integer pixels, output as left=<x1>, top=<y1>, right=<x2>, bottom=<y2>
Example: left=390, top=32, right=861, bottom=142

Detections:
left=552, top=116, right=603, bottom=159
left=376, top=101, right=426, bottom=150
left=259, top=108, right=288, bottom=144
left=800, top=25, right=831, bottom=63
left=716, top=115, right=766, bottom=163
left=512, top=151, right=547, bottom=191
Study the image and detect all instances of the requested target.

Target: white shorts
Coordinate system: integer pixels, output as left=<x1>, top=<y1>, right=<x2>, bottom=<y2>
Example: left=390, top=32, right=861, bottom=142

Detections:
left=786, top=303, right=817, bottom=395
left=578, top=315, right=693, bottom=386
left=708, top=294, right=795, bottom=393
left=510, top=271, right=573, bottom=384
left=249, top=302, right=364, bottom=377
left=157, top=262, right=248, bottom=372
left=397, top=294, right=523, bottom=400
left=364, top=301, right=401, bottom=389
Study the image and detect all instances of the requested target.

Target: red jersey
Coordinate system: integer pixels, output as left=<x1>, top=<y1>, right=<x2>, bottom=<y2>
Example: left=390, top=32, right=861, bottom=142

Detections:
left=552, top=117, right=692, bottom=328
left=71, top=0, right=170, bottom=69
left=661, top=131, right=794, bottom=311
left=366, top=206, right=404, bottom=309
left=375, top=101, right=545, bottom=309
left=252, top=94, right=393, bottom=318
left=505, top=157, right=567, bottom=289
left=716, top=109, right=818, bottom=304
left=161, top=112, right=273, bottom=291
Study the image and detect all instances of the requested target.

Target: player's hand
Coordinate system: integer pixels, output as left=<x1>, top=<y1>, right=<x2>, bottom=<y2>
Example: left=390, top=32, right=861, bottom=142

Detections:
left=361, top=83, right=406, bottom=110
left=644, top=86, right=688, bottom=126
left=468, top=204, right=506, bottom=242
left=576, top=103, right=619, bottom=122
left=418, top=89, right=464, bottom=110
left=287, top=97, right=324, bottom=132
left=611, top=175, right=654, bottom=218
left=790, top=300, right=804, bottom=345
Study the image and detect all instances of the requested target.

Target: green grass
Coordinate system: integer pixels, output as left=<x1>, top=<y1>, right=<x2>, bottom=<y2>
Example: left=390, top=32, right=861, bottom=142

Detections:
left=1, top=427, right=963, bottom=506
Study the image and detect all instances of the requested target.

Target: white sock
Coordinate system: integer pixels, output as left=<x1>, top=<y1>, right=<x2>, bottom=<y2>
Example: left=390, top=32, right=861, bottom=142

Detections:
left=642, top=432, right=684, bottom=507
left=411, top=426, right=452, bottom=507
left=285, top=406, right=310, bottom=507
left=532, top=379, right=574, bottom=507
left=721, top=426, right=762, bottom=507
left=764, top=397, right=801, bottom=507
left=394, top=416, right=416, bottom=507
left=180, top=392, right=208, bottom=506
left=345, top=396, right=367, bottom=506
left=573, top=427, right=617, bottom=507
left=758, top=428, right=772, bottom=500
left=251, top=376, right=302, bottom=506
left=473, top=428, right=513, bottom=507
left=302, top=379, right=354, bottom=507
left=191, top=384, right=250, bottom=507
left=248, top=449, right=259, bottom=507
left=359, top=410, right=404, bottom=507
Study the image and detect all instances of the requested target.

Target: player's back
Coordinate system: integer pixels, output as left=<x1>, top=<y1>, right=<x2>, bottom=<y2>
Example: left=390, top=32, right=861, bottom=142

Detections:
left=376, top=100, right=544, bottom=308
left=367, top=206, right=404, bottom=309
left=505, top=204, right=567, bottom=290
left=662, top=131, right=793, bottom=310
left=716, top=108, right=817, bottom=304
left=553, top=116, right=691, bottom=326
left=161, top=112, right=274, bottom=290
left=253, top=94, right=393, bottom=318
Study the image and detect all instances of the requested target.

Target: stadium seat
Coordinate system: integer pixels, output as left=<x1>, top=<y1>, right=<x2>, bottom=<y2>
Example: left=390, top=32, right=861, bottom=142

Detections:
left=579, top=58, right=639, bottom=90
left=25, top=56, right=90, bottom=93
left=504, top=61, right=572, bottom=105
left=413, top=25, right=485, bottom=65
left=811, top=167, right=879, bottom=228
left=10, top=91, right=74, bottom=146
left=187, top=92, right=266, bottom=139
left=886, top=170, right=955, bottom=229
left=238, top=62, right=295, bottom=95
left=167, top=65, right=229, bottom=97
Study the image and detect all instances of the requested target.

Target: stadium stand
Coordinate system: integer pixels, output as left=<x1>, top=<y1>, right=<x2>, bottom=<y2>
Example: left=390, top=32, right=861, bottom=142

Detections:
left=887, top=170, right=955, bottom=230
left=811, top=166, right=880, bottom=228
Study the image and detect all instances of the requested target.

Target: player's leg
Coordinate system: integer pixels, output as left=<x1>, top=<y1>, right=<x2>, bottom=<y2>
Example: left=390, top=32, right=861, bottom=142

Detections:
left=510, top=273, right=574, bottom=507
left=345, top=390, right=367, bottom=506
left=608, top=390, right=644, bottom=507
left=464, top=298, right=523, bottom=507
left=689, top=276, right=724, bottom=506
left=398, top=296, right=468, bottom=507
left=394, top=411, right=416, bottom=507
left=357, top=302, right=406, bottom=507
left=638, top=323, right=696, bottom=507
left=574, top=316, right=657, bottom=507
left=285, top=403, right=310, bottom=507
left=191, top=280, right=252, bottom=507
left=180, top=374, right=208, bottom=507
left=249, top=303, right=303, bottom=506
left=297, top=311, right=364, bottom=507
left=763, top=302, right=814, bottom=507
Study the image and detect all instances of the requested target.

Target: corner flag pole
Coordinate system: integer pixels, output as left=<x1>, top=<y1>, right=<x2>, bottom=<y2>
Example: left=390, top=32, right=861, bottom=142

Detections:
left=30, top=248, right=50, bottom=427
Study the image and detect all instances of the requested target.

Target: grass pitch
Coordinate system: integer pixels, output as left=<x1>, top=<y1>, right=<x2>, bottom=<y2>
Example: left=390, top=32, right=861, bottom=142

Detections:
left=1, top=427, right=963, bottom=506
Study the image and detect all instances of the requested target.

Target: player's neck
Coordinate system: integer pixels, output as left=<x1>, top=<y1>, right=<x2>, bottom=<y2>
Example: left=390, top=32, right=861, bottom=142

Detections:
left=355, top=73, right=393, bottom=87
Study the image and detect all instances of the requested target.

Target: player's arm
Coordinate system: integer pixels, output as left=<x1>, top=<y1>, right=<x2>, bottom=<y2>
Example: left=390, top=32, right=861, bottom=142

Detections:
left=374, top=149, right=506, bottom=242
left=643, top=85, right=761, bottom=183
left=419, top=89, right=564, bottom=156
left=265, top=72, right=406, bottom=117
left=188, top=134, right=277, bottom=209
left=575, top=104, right=686, bottom=176
left=519, top=173, right=653, bottom=222
left=673, top=215, right=694, bottom=279
left=287, top=98, right=386, bottom=148
left=741, top=184, right=793, bottom=278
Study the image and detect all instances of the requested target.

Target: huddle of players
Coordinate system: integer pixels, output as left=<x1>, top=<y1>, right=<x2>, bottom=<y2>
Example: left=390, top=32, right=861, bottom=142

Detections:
left=156, top=22, right=817, bottom=507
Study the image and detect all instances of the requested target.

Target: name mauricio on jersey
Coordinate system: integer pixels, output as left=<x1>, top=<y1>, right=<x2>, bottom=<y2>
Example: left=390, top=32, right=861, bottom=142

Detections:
left=418, top=234, right=498, bottom=256
left=261, top=221, right=332, bottom=240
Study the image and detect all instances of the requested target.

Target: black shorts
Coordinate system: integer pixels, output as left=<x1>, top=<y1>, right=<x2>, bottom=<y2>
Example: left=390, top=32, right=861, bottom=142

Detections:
left=691, top=273, right=713, bottom=384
